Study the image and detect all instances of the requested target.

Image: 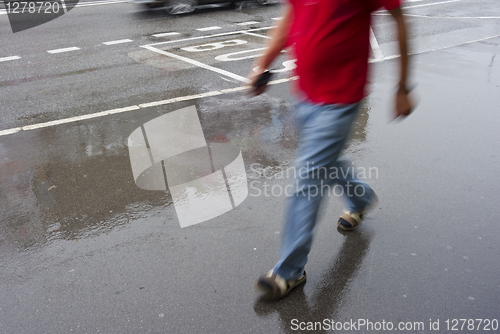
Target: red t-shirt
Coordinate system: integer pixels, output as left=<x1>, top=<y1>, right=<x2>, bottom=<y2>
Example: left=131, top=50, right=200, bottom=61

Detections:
left=288, top=0, right=401, bottom=104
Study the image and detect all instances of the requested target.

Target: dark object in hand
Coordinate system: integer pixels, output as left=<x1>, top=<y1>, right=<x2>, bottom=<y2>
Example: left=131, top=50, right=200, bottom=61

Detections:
left=254, top=70, right=273, bottom=88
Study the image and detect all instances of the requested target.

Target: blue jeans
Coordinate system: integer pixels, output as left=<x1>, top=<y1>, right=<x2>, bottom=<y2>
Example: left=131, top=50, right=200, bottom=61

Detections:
left=273, top=100, right=375, bottom=280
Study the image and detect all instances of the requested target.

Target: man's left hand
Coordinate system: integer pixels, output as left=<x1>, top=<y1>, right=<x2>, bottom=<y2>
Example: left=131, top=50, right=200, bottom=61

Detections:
left=395, top=88, right=414, bottom=119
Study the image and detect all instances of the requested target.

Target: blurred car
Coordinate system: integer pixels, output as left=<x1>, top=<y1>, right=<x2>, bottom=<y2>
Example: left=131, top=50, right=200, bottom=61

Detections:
left=132, top=0, right=276, bottom=15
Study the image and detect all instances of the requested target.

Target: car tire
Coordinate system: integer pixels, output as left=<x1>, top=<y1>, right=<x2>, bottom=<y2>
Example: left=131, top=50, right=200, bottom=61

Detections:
left=164, top=0, right=196, bottom=14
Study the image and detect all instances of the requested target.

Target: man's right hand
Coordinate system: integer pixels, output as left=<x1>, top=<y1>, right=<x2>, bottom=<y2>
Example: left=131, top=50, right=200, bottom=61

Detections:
left=246, top=67, right=268, bottom=97
left=248, top=69, right=274, bottom=96
left=244, top=4, right=293, bottom=97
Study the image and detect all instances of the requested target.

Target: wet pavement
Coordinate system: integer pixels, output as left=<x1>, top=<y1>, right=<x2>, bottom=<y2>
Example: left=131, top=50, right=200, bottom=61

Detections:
left=1, top=1, right=500, bottom=333
left=2, top=40, right=500, bottom=332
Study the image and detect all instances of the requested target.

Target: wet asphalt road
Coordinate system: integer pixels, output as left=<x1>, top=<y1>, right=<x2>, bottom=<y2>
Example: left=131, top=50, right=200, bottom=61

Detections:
left=1, top=0, right=500, bottom=333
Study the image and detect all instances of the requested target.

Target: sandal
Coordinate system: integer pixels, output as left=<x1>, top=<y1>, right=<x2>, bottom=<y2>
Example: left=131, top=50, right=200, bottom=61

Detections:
left=254, top=270, right=307, bottom=300
left=338, top=192, right=378, bottom=231
left=338, top=211, right=364, bottom=231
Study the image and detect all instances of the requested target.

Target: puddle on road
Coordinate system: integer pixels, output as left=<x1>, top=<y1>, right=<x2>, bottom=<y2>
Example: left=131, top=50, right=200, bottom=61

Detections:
left=0, top=125, right=171, bottom=252
left=253, top=230, right=372, bottom=325
left=0, top=92, right=373, bottom=252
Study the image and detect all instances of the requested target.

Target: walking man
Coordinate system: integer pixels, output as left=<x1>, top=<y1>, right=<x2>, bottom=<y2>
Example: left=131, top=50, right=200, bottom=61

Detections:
left=248, top=0, right=413, bottom=300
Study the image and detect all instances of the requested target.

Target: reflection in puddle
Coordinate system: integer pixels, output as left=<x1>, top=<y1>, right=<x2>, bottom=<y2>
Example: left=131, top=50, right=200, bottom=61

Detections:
left=0, top=124, right=170, bottom=252
left=128, top=105, right=248, bottom=227
left=31, top=151, right=171, bottom=240
left=253, top=230, right=373, bottom=334
left=0, top=94, right=372, bottom=252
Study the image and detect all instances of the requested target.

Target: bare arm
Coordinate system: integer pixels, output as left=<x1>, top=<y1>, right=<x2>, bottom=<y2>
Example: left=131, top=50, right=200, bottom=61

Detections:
left=389, top=6, right=413, bottom=118
left=247, top=4, right=293, bottom=95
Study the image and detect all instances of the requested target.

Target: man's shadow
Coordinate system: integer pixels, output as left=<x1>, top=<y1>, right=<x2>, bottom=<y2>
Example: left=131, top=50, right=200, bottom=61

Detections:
left=253, top=229, right=372, bottom=334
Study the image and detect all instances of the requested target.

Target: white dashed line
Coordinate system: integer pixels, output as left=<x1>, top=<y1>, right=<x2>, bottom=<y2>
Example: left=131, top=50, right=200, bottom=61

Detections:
left=236, top=21, right=259, bottom=26
left=0, top=56, right=21, bottom=62
left=152, top=32, right=181, bottom=37
left=197, top=26, right=221, bottom=32
left=103, top=39, right=133, bottom=45
left=271, top=17, right=282, bottom=20
left=76, top=0, right=129, bottom=7
left=47, top=47, right=80, bottom=54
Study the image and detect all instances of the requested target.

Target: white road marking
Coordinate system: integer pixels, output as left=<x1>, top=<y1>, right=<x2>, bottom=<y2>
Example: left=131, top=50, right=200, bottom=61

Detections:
left=219, top=76, right=236, bottom=82
left=197, top=26, right=221, bottom=32
left=215, top=47, right=267, bottom=61
left=370, top=28, right=384, bottom=60
left=23, top=106, right=140, bottom=131
left=0, top=128, right=22, bottom=136
left=181, top=39, right=247, bottom=52
left=376, top=13, right=500, bottom=19
left=241, top=31, right=272, bottom=39
left=47, top=47, right=80, bottom=54
left=0, top=56, right=21, bottom=62
left=145, top=26, right=273, bottom=47
left=369, top=33, right=500, bottom=63
left=254, top=60, right=296, bottom=73
left=404, top=0, right=461, bottom=9
left=153, top=32, right=181, bottom=37
left=269, top=76, right=298, bottom=85
left=2, top=33, right=499, bottom=137
left=271, top=60, right=297, bottom=73
left=142, top=45, right=251, bottom=83
left=149, top=30, right=243, bottom=46
left=1, top=2, right=126, bottom=14
left=1, top=78, right=302, bottom=137
left=0, top=80, right=297, bottom=137
left=271, top=17, right=282, bottom=20
left=76, top=0, right=129, bottom=7
left=236, top=21, right=259, bottom=26
left=60, top=0, right=68, bottom=13
left=103, top=39, right=133, bottom=45
left=138, top=90, right=225, bottom=108
left=375, top=0, right=461, bottom=13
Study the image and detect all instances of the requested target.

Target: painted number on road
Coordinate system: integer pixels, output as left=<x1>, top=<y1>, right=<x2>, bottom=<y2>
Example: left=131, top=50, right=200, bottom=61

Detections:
left=215, top=48, right=267, bottom=61
left=181, top=39, right=248, bottom=52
